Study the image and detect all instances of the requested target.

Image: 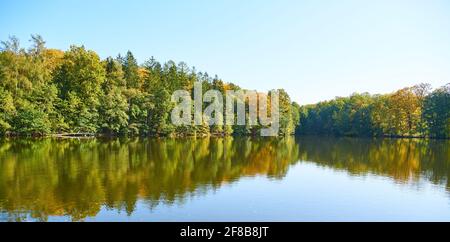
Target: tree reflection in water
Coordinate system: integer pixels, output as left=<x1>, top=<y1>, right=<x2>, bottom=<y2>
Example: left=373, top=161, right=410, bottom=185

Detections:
left=0, top=137, right=448, bottom=221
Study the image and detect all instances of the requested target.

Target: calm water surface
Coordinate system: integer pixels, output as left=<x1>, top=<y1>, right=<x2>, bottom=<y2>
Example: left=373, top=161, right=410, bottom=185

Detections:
left=0, top=137, right=449, bottom=222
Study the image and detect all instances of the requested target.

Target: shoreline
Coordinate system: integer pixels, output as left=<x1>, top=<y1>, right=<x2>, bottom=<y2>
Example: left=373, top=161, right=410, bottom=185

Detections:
left=1, top=133, right=449, bottom=140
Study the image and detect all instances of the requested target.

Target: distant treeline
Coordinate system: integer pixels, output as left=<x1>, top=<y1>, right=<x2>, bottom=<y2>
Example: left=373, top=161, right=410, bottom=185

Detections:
left=297, top=84, right=449, bottom=138
left=0, top=35, right=448, bottom=138
left=0, top=35, right=299, bottom=137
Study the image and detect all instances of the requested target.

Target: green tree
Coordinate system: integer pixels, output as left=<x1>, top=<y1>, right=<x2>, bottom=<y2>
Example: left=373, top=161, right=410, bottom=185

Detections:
left=13, top=101, right=51, bottom=135
left=121, top=51, right=140, bottom=89
left=147, top=85, right=174, bottom=136
left=0, top=87, right=15, bottom=134
left=99, top=87, right=129, bottom=134
left=55, top=46, right=106, bottom=133
left=423, top=84, right=450, bottom=138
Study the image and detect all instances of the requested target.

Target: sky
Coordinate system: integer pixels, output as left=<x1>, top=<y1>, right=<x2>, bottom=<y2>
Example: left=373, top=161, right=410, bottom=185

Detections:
left=1, top=0, right=450, bottom=104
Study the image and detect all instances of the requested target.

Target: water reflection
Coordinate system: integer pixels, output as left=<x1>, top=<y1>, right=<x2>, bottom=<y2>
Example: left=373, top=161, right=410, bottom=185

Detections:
left=297, top=137, right=450, bottom=188
left=0, top=137, right=448, bottom=221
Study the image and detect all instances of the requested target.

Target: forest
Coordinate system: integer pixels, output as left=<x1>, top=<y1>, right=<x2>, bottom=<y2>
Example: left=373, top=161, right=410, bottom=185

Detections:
left=0, top=35, right=449, bottom=138
left=297, top=83, right=449, bottom=138
left=0, top=35, right=299, bottom=137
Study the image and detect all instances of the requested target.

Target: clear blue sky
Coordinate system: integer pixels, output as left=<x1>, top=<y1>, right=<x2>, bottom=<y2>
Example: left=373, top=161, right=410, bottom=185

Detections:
left=1, top=0, right=450, bottom=104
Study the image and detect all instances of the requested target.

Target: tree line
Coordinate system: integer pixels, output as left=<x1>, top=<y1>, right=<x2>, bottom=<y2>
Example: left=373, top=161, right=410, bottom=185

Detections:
left=0, top=35, right=299, bottom=137
left=297, top=83, right=449, bottom=138
left=0, top=35, right=448, bottom=138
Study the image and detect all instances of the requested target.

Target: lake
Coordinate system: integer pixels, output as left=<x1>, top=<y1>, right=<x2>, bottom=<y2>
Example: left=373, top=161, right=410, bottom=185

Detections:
left=0, top=137, right=449, bottom=222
